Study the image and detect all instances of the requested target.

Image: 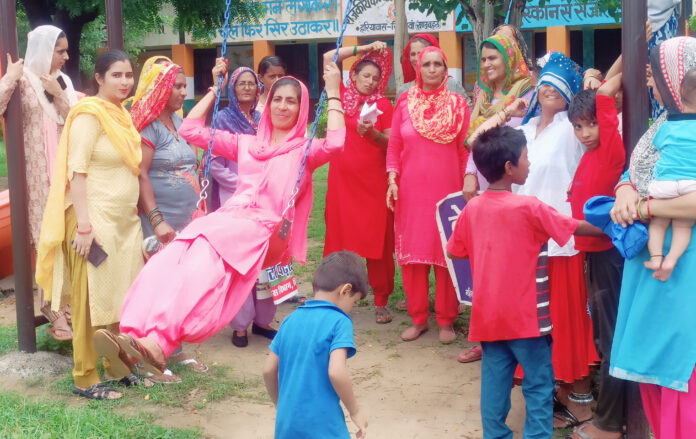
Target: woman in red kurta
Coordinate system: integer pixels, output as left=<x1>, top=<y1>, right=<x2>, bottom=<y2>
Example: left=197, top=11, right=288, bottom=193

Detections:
left=323, top=42, right=396, bottom=324
left=386, top=47, right=471, bottom=343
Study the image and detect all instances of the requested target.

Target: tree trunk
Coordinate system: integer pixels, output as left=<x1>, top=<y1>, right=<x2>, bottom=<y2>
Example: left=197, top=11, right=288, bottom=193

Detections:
left=507, top=0, right=527, bottom=30
left=394, top=0, right=408, bottom=90
left=463, top=0, right=485, bottom=50
left=19, top=0, right=53, bottom=27
left=483, top=0, right=496, bottom=42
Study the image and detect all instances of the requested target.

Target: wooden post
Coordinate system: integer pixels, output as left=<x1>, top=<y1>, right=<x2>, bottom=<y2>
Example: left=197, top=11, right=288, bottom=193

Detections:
left=0, top=0, right=37, bottom=353
left=622, top=1, right=651, bottom=438
left=106, top=0, right=124, bottom=51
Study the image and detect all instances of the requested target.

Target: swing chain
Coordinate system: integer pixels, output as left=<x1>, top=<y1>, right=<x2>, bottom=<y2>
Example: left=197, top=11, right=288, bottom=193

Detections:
left=285, top=0, right=353, bottom=209
left=198, top=0, right=355, bottom=212
left=197, top=0, right=234, bottom=209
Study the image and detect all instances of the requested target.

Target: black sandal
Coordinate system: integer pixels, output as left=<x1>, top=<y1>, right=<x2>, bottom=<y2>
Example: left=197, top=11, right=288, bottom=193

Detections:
left=115, top=373, right=154, bottom=388
left=251, top=323, right=278, bottom=340
left=232, top=331, right=248, bottom=347
left=72, top=382, right=122, bottom=400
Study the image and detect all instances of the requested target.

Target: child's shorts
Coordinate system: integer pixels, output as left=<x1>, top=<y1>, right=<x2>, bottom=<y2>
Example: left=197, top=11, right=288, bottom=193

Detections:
left=648, top=179, right=696, bottom=199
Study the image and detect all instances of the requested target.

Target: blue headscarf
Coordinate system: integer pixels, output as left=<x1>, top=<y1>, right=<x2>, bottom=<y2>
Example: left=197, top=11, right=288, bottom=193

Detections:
left=213, top=66, right=261, bottom=134
left=522, top=52, right=583, bottom=124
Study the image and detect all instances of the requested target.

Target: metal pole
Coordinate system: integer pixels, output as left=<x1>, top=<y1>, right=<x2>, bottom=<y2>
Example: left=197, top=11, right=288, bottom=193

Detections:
left=0, top=0, right=36, bottom=353
left=621, top=3, right=651, bottom=438
left=106, top=0, right=124, bottom=51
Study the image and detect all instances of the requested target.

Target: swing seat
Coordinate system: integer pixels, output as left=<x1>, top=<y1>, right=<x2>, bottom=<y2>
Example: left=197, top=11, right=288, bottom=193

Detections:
left=262, top=215, right=293, bottom=269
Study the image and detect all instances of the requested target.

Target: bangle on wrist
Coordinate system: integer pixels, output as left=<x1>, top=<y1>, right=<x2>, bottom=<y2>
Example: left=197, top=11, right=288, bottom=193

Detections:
left=152, top=217, right=165, bottom=229
left=646, top=196, right=653, bottom=219
left=353, top=45, right=358, bottom=56
left=328, top=108, right=345, bottom=115
left=208, top=86, right=218, bottom=94
left=637, top=197, right=648, bottom=222
left=76, top=224, right=92, bottom=235
left=614, top=181, right=636, bottom=196
left=327, top=96, right=341, bottom=103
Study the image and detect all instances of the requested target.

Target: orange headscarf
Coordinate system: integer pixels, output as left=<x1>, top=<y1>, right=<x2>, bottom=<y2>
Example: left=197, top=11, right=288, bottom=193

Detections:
left=407, top=47, right=469, bottom=144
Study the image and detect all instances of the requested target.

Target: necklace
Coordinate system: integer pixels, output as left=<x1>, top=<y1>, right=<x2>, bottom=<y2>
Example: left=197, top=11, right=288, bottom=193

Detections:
left=487, top=187, right=509, bottom=191
left=158, top=115, right=180, bottom=140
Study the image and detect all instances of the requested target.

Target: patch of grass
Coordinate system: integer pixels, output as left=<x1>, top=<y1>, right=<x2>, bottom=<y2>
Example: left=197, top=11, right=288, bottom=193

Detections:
left=55, top=362, right=262, bottom=410
left=0, top=140, right=6, bottom=178
left=0, top=391, right=199, bottom=438
left=0, top=324, right=73, bottom=356
left=0, top=325, right=18, bottom=354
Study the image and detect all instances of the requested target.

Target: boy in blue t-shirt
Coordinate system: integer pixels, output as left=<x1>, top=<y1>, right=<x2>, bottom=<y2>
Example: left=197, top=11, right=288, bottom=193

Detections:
left=264, top=251, right=369, bottom=439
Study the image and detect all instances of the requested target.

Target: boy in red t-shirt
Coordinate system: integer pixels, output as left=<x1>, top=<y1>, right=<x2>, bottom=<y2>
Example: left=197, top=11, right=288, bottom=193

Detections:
left=566, top=75, right=627, bottom=438
left=446, top=126, right=600, bottom=439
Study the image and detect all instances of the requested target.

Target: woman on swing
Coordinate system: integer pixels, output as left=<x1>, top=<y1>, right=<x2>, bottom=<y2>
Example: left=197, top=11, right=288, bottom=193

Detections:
left=94, top=60, right=346, bottom=376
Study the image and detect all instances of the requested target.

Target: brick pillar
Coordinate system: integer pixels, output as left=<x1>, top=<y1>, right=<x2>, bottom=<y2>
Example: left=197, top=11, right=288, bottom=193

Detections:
left=171, top=44, right=195, bottom=112
left=253, top=40, right=275, bottom=73
left=439, top=31, right=463, bottom=84
left=547, top=26, right=570, bottom=56
left=341, top=36, right=360, bottom=84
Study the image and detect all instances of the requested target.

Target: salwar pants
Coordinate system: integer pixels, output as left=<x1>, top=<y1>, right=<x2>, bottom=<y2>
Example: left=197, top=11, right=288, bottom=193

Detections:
left=229, top=292, right=277, bottom=332
left=64, top=209, right=116, bottom=388
left=640, top=365, right=696, bottom=439
left=401, top=263, right=458, bottom=326
left=120, top=238, right=261, bottom=357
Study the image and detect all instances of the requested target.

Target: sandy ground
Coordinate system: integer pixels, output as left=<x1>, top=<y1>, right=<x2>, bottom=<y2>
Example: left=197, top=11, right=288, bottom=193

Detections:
left=0, top=277, right=530, bottom=439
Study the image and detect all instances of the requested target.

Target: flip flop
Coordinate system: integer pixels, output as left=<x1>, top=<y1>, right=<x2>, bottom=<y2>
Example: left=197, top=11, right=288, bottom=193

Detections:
left=168, top=352, right=209, bottom=373
left=94, top=329, right=135, bottom=379
left=565, top=422, right=625, bottom=439
left=457, top=345, right=482, bottom=363
left=146, top=369, right=182, bottom=384
left=72, top=382, right=121, bottom=400
left=116, top=334, right=166, bottom=376
left=554, top=406, right=592, bottom=429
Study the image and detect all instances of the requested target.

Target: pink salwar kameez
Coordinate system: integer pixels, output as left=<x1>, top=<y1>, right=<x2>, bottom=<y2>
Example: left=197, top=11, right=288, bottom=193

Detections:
left=119, top=80, right=345, bottom=356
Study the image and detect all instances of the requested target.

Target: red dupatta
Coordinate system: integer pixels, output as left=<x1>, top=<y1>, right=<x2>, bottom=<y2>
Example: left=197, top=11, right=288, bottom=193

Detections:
left=402, top=33, right=440, bottom=84
left=342, top=48, right=393, bottom=118
left=407, top=47, right=468, bottom=144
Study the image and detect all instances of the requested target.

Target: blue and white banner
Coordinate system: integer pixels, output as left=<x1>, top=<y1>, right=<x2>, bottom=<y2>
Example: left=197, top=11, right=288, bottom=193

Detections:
left=436, top=192, right=473, bottom=305
left=456, top=0, right=619, bottom=32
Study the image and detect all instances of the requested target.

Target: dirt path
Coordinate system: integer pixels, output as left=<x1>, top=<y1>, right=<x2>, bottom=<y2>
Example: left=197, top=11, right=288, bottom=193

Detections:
left=0, top=280, right=530, bottom=438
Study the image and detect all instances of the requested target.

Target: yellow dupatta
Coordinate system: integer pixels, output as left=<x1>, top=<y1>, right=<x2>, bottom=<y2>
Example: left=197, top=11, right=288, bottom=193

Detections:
left=36, top=97, right=142, bottom=300
left=125, top=56, right=184, bottom=117
left=468, top=35, right=532, bottom=136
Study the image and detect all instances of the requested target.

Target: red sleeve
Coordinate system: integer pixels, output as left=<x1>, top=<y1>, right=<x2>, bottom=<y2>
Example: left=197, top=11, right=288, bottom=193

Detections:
left=595, top=95, right=626, bottom=174
left=386, top=94, right=408, bottom=174
left=532, top=200, right=579, bottom=247
left=375, top=97, right=394, bottom=130
left=446, top=209, right=470, bottom=259
left=458, top=99, right=472, bottom=176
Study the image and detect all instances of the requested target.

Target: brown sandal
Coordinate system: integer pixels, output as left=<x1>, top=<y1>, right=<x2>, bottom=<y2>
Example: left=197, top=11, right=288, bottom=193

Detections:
left=93, top=329, right=136, bottom=379
left=375, top=306, right=392, bottom=324
left=116, top=334, right=167, bottom=376
left=41, top=304, right=73, bottom=341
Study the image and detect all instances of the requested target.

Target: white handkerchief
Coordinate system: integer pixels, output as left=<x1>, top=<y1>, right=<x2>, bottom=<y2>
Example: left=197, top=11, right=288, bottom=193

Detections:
left=359, top=102, right=383, bottom=124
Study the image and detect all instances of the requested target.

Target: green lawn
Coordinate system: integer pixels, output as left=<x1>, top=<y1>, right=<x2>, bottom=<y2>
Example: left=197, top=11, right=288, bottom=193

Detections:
left=0, top=140, right=7, bottom=178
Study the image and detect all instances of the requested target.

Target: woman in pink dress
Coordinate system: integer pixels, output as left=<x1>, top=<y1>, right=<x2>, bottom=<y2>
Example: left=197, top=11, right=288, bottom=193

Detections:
left=386, top=47, right=470, bottom=344
left=93, top=63, right=346, bottom=376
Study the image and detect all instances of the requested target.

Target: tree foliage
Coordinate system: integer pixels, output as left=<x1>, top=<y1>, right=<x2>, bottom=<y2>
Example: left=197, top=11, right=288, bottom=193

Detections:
left=16, top=0, right=263, bottom=87
left=408, top=0, right=621, bottom=51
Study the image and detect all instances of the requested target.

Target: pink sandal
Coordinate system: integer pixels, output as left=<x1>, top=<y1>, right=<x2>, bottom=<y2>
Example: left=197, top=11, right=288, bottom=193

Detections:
left=457, top=345, right=482, bottom=363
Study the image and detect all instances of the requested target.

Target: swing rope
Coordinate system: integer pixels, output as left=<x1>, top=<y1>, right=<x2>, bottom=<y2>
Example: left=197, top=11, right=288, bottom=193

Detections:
left=198, top=0, right=355, bottom=211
